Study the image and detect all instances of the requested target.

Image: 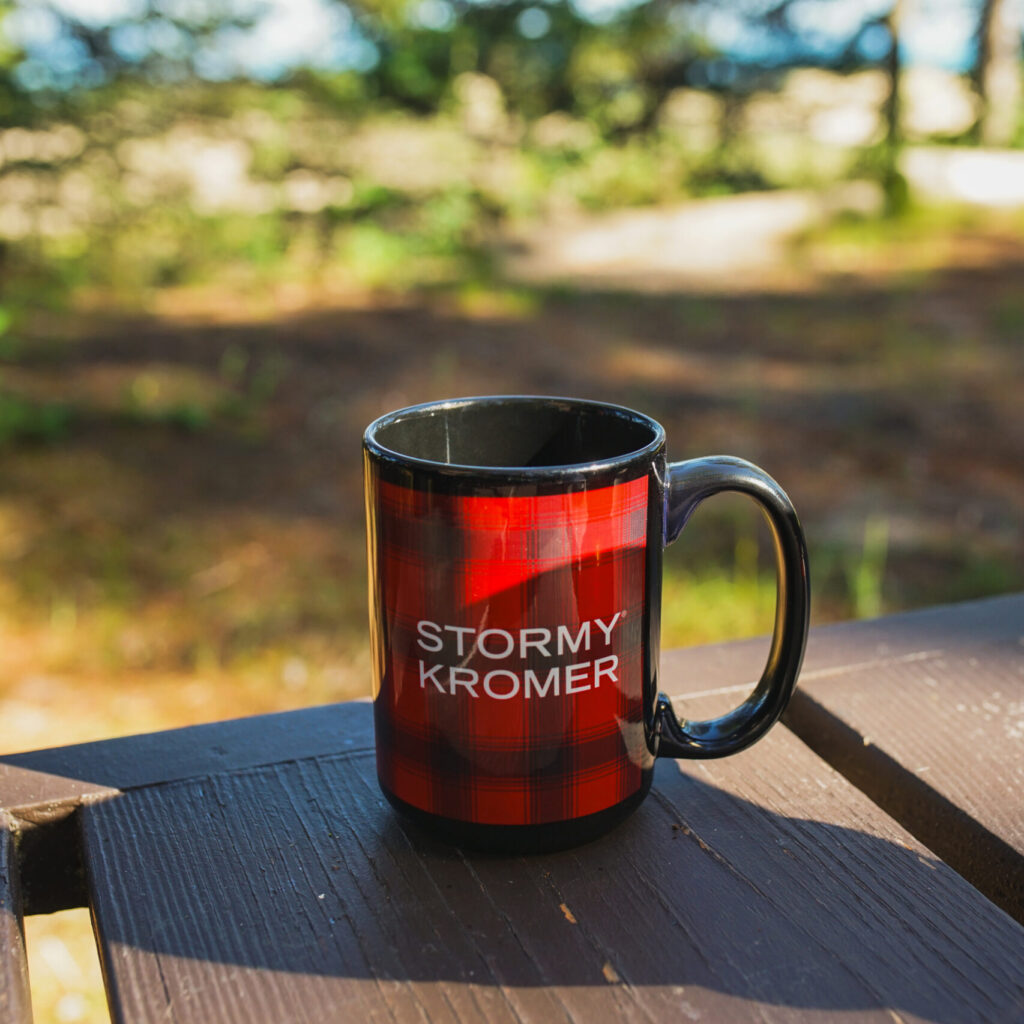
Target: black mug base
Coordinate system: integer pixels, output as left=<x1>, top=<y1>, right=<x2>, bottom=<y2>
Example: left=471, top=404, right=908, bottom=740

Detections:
left=380, top=770, right=653, bottom=854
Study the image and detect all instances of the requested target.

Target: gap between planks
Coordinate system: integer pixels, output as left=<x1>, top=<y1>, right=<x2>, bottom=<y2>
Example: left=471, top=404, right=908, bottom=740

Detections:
left=783, top=689, right=1024, bottom=925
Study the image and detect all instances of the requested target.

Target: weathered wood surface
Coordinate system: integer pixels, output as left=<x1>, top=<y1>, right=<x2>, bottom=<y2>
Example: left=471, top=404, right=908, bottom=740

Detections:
left=665, top=594, right=1024, bottom=922
left=0, top=702, right=375, bottom=914
left=0, top=811, right=31, bottom=1024
left=789, top=595, right=1024, bottom=922
left=0, top=700, right=375, bottom=814
left=82, top=699, right=1024, bottom=1024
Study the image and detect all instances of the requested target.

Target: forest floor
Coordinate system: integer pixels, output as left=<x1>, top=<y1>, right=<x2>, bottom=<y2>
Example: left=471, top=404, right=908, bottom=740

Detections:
left=3, top=204, right=1023, bottom=756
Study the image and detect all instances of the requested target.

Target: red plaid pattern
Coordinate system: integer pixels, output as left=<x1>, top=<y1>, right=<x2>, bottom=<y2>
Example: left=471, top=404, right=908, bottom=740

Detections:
left=368, top=474, right=651, bottom=826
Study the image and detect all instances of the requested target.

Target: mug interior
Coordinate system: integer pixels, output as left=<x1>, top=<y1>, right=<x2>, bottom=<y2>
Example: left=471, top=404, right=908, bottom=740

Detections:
left=369, top=397, right=659, bottom=469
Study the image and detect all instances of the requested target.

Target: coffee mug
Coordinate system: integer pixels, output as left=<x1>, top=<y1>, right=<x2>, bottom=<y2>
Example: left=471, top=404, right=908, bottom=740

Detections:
left=363, top=396, right=809, bottom=851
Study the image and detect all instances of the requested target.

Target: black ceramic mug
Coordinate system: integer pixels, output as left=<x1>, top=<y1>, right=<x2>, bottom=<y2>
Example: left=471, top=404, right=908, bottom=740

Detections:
left=364, top=396, right=809, bottom=852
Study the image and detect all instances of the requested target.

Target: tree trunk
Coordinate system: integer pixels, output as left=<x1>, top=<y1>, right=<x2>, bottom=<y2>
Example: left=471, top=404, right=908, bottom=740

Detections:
left=882, top=0, right=908, bottom=214
left=973, top=0, right=1023, bottom=146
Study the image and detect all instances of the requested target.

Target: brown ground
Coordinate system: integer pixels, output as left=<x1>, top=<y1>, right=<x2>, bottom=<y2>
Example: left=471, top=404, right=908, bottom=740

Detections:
left=2, top=224, right=1023, bottom=757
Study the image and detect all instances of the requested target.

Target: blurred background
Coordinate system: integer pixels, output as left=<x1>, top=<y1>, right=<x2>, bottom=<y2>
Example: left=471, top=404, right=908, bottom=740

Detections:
left=2, top=0, right=1023, bottom=1018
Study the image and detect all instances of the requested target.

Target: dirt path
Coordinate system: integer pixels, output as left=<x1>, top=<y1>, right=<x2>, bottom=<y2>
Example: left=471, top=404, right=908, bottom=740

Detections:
left=504, top=185, right=882, bottom=289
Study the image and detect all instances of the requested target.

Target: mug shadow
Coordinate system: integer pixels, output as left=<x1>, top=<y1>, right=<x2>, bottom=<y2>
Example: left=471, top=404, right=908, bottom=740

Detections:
left=78, top=737, right=1024, bottom=1023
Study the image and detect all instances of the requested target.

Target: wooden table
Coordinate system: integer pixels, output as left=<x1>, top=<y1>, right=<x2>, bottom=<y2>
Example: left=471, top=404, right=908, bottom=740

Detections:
left=3, top=595, right=1023, bottom=1023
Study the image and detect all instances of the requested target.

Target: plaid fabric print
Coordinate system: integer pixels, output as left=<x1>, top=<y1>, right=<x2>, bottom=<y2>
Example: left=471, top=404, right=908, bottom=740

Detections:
left=367, top=473, right=651, bottom=826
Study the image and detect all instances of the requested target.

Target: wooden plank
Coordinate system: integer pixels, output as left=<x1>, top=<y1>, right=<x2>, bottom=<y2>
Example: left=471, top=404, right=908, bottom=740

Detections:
left=0, top=700, right=374, bottom=816
left=662, top=593, right=1024, bottom=706
left=0, top=701, right=374, bottom=914
left=655, top=601, right=988, bottom=795
left=82, top=702, right=1024, bottom=1024
left=0, top=811, right=32, bottom=1024
left=777, top=595, right=1024, bottom=922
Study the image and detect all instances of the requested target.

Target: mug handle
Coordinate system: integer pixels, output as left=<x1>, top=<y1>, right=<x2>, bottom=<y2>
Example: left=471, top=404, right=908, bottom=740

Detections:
left=654, top=456, right=810, bottom=759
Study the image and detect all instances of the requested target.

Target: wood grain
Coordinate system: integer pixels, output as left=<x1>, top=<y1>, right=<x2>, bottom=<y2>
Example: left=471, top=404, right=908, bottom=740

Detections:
left=0, top=700, right=375, bottom=815
left=0, top=701, right=374, bottom=914
left=0, top=812, right=32, bottom=1024
left=779, top=595, right=1024, bottom=921
left=82, top=702, right=1024, bottom=1024
left=661, top=593, right=1024, bottom=710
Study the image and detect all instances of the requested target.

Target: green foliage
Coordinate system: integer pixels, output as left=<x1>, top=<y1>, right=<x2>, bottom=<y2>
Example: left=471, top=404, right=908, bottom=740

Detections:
left=287, top=69, right=372, bottom=111
left=569, top=138, right=676, bottom=208
left=848, top=514, right=890, bottom=619
left=247, top=352, right=289, bottom=405
left=214, top=350, right=290, bottom=439
left=686, top=151, right=775, bottom=197
left=0, top=391, right=73, bottom=444
left=341, top=182, right=412, bottom=220
left=0, top=305, right=23, bottom=360
left=846, top=141, right=912, bottom=217
left=121, top=371, right=214, bottom=432
left=374, top=33, right=453, bottom=110
left=661, top=493, right=778, bottom=647
left=122, top=397, right=211, bottom=432
left=662, top=567, right=776, bottom=648
left=341, top=224, right=405, bottom=286
left=993, top=296, right=1024, bottom=334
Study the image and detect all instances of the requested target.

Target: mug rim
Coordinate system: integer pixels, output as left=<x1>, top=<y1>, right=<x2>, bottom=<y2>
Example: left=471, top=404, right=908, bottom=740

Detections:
left=363, top=395, right=666, bottom=480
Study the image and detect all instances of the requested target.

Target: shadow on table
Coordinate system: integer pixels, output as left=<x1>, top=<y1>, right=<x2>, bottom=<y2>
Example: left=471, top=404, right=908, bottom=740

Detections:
left=76, top=744, right=1023, bottom=1023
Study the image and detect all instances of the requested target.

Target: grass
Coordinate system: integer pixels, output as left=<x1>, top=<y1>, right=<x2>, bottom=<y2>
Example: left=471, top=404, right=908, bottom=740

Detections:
left=793, top=200, right=1024, bottom=282
left=848, top=514, right=890, bottom=621
left=662, top=569, right=777, bottom=647
left=662, top=494, right=777, bottom=646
